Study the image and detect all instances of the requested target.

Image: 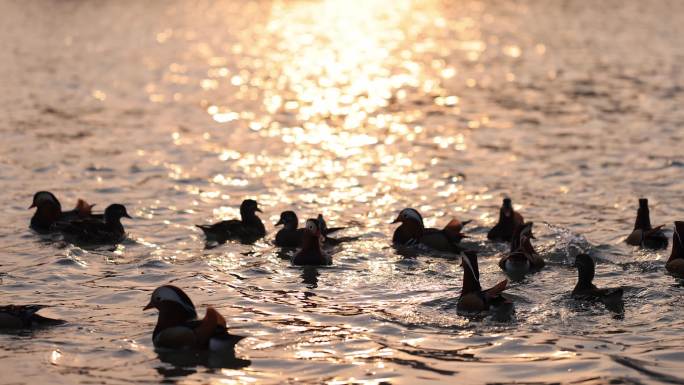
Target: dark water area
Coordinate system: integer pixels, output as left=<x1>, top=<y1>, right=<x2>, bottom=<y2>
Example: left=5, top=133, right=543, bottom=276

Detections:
left=1, top=1, right=684, bottom=384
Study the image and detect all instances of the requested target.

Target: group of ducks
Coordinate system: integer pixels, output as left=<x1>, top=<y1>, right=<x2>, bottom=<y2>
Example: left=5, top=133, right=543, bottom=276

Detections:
left=2, top=191, right=684, bottom=355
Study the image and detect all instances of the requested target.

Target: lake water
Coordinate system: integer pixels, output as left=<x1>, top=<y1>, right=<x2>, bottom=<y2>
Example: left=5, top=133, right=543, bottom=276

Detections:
left=1, top=1, right=684, bottom=384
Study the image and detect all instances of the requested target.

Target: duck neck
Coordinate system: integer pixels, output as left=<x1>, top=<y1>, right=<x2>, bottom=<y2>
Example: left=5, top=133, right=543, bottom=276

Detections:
left=461, top=256, right=482, bottom=295
left=153, top=302, right=196, bottom=337
left=634, top=207, right=652, bottom=230
left=669, top=225, right=684, bottom=262
left=33, top=204, right=61, bottom=227
left=575, top=265, right=595, bottom=290
left=301, top=233, right=322, bottom=256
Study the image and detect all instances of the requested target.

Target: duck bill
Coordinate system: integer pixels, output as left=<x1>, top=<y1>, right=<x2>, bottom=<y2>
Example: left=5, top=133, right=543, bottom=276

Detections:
left=124, top=214, right=133, bottom=219
left=391, top=216, right=401, bottom=224
left=28, top=203, right=36, bottom=209
left=143, top=302, right=154, bottom=311
left=275, top=219, right=284, bottom=226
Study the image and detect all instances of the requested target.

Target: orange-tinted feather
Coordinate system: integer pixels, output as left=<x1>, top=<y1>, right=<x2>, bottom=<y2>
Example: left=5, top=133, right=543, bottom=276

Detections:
left=75, top=199, right=95, bottom=216
left=194, top=307, right=225, bottom=347
left=483, top=279, right=508, bottom=299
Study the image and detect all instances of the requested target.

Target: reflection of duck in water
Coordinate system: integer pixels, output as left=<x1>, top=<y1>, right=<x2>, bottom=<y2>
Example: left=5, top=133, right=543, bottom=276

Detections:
left=0, top=305, right=65, bottom=330
left=392, top=208, right=469, bottom=253
left=487, top=198, right=524, bottom=242
left=196, top=199, right=266, bottom=245
left=625, top=198, right=668, bottom=249
left=301, top=266, right=320, bottom=288
left=29, top=191, right=96, bottom=233
left=571, top=254, right=624, bottom=313
left=666, top=222, right=684, bottom=278
left=144, top=285, right=245, bottom=351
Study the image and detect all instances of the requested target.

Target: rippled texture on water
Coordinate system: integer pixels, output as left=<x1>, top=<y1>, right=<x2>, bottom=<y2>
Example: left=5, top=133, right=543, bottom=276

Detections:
left=2, top=1, right=684, bottom=384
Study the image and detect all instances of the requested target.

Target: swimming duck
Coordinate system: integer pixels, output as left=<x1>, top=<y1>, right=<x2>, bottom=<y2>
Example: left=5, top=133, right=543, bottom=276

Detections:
left=666, top=221, right=684, bottom=278
left=457, top=251, right=509, bottom=312
left=392, top=208, right=469, bottom=253
left=144, top=285, right=245, bottom=351
left=29, top=191, right=96, bottom=233
left=625, top=198, right=668, bottom=249
left=292, top=218, right=332, bottom=266
left=572, top=254, right=623, bottom=312
left=0, top=305, right=65, bottom=329
left=196, top=199, right=266, bottom=244
left=498, top=222, right=545, bottom=280
left=487, top=198, right=524, bottom=242
left=54, top=204, right=131, bottom=244
left=275, top=211, right=352, bottom=247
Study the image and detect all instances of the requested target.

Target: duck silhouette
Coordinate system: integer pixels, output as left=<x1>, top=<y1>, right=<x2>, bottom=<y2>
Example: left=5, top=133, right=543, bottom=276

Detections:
left=487, top=198, right=524, bottom=242
left=196, top=199, right=266, bottom=244
left=392, top=208, right=469, bottom=253
left=625, top=199, right=668, bottom=249
left=53, top=204, right=131, bottom=244
left=572, top=254, right=624, bottom=313
left=29, top=191, right=96, bottom=233
left=144, top=285, right=245, bottom=351
left=666, top=221, right=684, bottom=278
left=0, top=305, right=65, bottom=329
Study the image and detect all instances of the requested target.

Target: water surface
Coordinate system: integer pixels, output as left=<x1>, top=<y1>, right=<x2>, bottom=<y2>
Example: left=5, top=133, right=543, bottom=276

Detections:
left=1, top=1, right=684, bottom=384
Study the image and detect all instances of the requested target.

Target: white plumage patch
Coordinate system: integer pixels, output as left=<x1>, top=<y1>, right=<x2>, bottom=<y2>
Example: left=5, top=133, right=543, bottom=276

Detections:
left=151, top=287, right=196, bottom=315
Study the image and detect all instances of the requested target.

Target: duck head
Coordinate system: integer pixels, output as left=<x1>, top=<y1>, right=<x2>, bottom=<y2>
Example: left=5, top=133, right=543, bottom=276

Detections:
left=669, top=221, right=684, bottom=263
left=574, top=253, right=595, bottom=288
left=144, top=285, right=198, bottom=321
left=276, top=211, right=298, bottom=230
left=392, top=208, right=424, bottom=227
left=302, top=218, right=323, bottom=251
left=29, top=191, right=62, bottom=211
left=29, top=191, right=63, bottom=228
left=634, top=198, right=652, bottom=230
left=104, top=204, right=132, bottom=223
left=240, top=199, right=262, bottom=218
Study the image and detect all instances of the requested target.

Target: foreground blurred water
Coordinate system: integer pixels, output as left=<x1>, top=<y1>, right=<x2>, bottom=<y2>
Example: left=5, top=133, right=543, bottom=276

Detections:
left=1, top=1, right=684, bottom=384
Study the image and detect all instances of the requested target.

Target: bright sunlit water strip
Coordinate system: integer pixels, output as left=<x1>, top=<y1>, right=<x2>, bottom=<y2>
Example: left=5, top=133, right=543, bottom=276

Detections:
left=1, top=0, right=684, bottom=384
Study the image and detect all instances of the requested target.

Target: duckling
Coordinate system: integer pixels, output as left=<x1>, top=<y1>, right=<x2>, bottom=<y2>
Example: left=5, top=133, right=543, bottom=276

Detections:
left=666, top=221, right=684, bottom=278
left=625, top=198, right=668, bottom=249
left=498, top=222, right=545, bottom=280
left=144, top=285, right=245, bottom=351
left=54, top=204, right=131, bottom=244
left=392, top=208, right=469, bottom=253
left=457, top=251, right=509, bottom=312
left=487, top=198, right=524, bottom=242
left=29, top=191, right=97, bottom=233
left=572, top=254, right=623, bottom=312
left=292, top=219, right=331, bottom=266
left=275, top=211, right=354, bottom=247
left=0, top=305, right=65, bottom=329
left=196, top=199, right=266, bottom=244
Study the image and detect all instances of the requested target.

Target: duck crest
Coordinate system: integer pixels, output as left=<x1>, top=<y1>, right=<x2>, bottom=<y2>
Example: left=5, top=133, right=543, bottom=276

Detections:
left=669, top=222, right=684, bottom=262
left=634, top=198, right=652, bottom=230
